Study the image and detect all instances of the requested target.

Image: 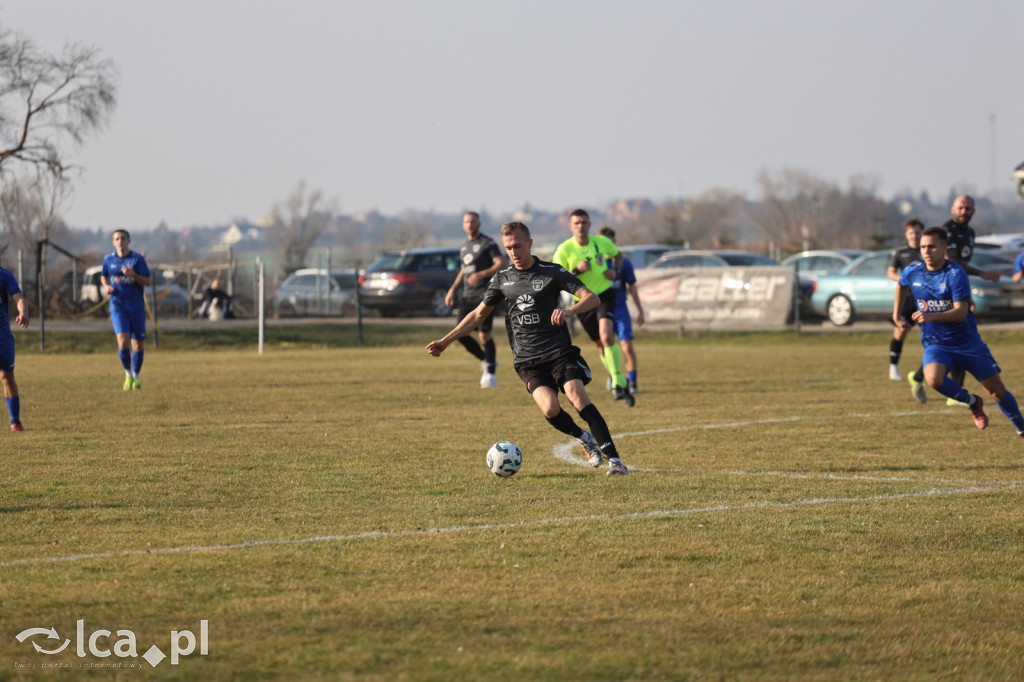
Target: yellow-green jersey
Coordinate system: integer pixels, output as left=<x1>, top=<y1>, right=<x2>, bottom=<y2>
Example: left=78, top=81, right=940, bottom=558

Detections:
left=551, top=234, right=619, bottom=297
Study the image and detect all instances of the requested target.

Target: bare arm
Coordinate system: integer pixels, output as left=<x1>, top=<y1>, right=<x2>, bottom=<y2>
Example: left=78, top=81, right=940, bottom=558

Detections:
left=11, top=292, right=28, bottom=328
left=892, top=284, right=910, bottom=330
left=426, top=301, right=496, bottom=356
left=626, top=281, right=644, bottom=326
left=445, top=266, right=466, bottom=307
left=551, top=287, right=599, bottom=327
left=466, top=255, right=505, bottom=288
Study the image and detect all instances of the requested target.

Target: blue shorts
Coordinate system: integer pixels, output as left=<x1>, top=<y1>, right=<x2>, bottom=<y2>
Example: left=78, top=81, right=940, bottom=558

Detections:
left=923, top=342, right=1001, bottom=382
left=111, top=306, right=147, bottom=340
left=0, top=336, right=14, bottom=372
left=613, top=309, right=633, bottom=342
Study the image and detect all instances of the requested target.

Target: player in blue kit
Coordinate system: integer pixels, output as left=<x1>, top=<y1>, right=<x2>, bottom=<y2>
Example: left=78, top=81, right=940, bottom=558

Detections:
left=427, top=221, right=629, bottom=475
left=0, top=266, right=30, bottom=431
left=599, top=226, right=645, bottom=393
left=894, top=226, right=1024, bottom=439
left=101, top=229, right=151, bottom=391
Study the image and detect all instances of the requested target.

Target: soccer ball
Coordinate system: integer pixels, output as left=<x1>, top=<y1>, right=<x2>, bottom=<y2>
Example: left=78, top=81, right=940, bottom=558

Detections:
left=486, top=441, right=523, bottom=477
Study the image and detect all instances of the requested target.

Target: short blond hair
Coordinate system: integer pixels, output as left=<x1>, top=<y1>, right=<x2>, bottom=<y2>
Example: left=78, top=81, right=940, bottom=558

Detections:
left=501, top=221, right=531, bottom=238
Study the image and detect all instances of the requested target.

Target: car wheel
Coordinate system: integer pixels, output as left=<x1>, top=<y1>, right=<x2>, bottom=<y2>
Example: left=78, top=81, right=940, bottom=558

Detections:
left=277, top=301, right=297, bottom=318
left=430, top=289, right=453, bottom=317
left=826, top=294, right=854, bottom=326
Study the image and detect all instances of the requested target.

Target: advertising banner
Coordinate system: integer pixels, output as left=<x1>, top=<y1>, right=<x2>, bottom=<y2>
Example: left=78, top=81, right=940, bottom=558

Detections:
left=632, top=266, right=795, bottom=331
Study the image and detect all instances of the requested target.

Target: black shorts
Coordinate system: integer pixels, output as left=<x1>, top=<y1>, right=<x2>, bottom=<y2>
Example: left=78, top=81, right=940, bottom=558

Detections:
left=515, top=346, right=592, bottom=395
left=577, top=288, right=617, bottom=342
left=458, top=294, right=495, bottom=332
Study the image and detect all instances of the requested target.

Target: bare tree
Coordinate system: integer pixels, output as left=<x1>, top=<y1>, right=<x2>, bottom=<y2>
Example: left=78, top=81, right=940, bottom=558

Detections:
left=0, top=170, right=70, bottom=252
left=748, top=168, right=883, bottom=250
left=269, top=180, right=338, bottom=272
left=381, top=215, right=433, bottom=249
left=0, top=28, right=118, bottom=180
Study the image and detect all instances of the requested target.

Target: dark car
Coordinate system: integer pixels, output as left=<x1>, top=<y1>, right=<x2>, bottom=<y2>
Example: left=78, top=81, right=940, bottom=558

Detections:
left=358, top=247, right=461, bottom=317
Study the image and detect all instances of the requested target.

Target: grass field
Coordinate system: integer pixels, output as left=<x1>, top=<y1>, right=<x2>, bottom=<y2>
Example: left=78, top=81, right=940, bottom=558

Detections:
left=2, top=325, right=1024, bottom=680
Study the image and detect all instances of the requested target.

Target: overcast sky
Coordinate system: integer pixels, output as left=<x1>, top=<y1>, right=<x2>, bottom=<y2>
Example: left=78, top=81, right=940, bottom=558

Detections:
left=2, top=0, right=1022, bottom=230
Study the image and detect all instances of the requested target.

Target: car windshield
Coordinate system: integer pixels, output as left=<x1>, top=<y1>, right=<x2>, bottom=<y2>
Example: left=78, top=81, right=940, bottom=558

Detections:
left=718, top=253, right=778, bottom=266
left=366, top=254, right=418, bottom=273
left=847, top=253, right=889, bottom=276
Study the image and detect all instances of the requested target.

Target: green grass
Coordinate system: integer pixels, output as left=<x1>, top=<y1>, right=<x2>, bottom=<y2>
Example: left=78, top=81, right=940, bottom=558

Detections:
left=2, top=327, right=1024, bottom=680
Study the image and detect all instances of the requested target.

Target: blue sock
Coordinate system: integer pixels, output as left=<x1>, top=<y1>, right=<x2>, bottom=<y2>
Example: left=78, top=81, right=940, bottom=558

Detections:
left=132, top=349, right=144, bottom=376
left=996, top=392, right=1024, bottom=433
left=118, top=349, right=131, bottom=372
left=628, top=370, right=637, bottom=385
left=938, top=377, right=970, bottom=403
left=7, top=396, right=19, bottom=423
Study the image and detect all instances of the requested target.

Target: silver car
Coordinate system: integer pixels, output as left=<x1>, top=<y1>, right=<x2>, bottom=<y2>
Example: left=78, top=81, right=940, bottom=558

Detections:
left=275, top=268, right=359, bottom=317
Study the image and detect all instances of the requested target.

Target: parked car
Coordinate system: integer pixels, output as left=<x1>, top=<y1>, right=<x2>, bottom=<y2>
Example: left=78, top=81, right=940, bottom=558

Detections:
left=781, top=249, right=869, bottom=280
left=616, top=244, right=678, bottom=268
left=780, top=249, right=869, bottom=313
left=966, top=250, right=1019, bottom=277
left=358, top=247, right=461, bottom=317
left=648, top=249, right=779, bottom=269
left=275, top=268, right=359, bottom=317
left=810, top=250, right=1024, bottom=326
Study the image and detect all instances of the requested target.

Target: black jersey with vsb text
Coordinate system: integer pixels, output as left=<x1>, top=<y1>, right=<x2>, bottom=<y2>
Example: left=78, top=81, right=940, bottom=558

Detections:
left=482, top=259, right=585, bottom=363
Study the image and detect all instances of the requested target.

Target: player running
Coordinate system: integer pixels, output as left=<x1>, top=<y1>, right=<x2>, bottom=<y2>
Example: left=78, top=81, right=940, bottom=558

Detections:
left=0, top=265, right=30, bottom=431
left=101, top=229, right=151, bottom=390
left=894, top=226, right=1024, bottom=439
left=552, top=209, right=634, bottom=406
left=427, top=221, right=629, bottom=475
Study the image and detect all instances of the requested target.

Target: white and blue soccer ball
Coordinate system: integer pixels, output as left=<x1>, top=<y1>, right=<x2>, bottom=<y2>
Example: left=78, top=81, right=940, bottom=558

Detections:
left=486, top=441, right=523, bottom=477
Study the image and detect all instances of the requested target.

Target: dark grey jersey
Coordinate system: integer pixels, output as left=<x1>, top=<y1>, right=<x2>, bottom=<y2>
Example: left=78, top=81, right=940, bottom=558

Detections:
left=459, top=233, right=502, bottom=299
left=483, top=259, right=586, bottom=363
left=888, top=245, right=922, bottom=272
left=943, top=218, right=975, bottom=265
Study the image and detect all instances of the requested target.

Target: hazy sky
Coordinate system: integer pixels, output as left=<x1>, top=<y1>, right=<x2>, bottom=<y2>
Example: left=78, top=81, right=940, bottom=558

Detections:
left=2, top=0, right=1022, bottom=229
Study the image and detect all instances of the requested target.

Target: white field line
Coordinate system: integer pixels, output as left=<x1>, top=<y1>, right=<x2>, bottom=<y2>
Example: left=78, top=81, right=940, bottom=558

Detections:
left=4, top=410, right=1021, bottom=569
left=3, top=482, right=1021, bottom=568
left=555, top=409, right=1021, bottom=486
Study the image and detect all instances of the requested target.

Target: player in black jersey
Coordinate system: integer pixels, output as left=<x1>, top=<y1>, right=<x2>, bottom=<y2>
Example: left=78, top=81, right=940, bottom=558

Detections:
left=941, top=195, right=1000, bottom=404
left=444, top=212, right=506, bottom=388
left=886, top=218, right=924, bottom=394
left=427, top=221, right=629, bottom=475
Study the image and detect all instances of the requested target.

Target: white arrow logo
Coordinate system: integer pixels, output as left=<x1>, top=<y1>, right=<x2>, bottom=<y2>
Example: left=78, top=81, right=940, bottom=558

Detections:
left=16, top=627, right=71, bottom=654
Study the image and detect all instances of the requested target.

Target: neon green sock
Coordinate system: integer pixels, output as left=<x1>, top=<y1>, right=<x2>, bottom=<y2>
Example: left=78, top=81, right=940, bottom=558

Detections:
left=604, top=344, right=626, bottom=388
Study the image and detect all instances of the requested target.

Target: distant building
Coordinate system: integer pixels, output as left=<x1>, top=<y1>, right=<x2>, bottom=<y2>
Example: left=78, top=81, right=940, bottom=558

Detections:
left=607, top=198, right=657, bottom=224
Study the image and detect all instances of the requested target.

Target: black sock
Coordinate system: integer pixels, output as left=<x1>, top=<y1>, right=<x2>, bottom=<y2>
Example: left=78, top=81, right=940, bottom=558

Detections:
left=457, top=336, right=485, bottom=361
left=912, top=365, right=923, bottom=382
left=546, top=409, right=583, bottom=438
left=950, top=365, right=966, bottom=387
left=484, top=339, right=496, bottom=373
left=889, top=338, right=902, bottom=364
left=579, top=404, right=619, bottom=459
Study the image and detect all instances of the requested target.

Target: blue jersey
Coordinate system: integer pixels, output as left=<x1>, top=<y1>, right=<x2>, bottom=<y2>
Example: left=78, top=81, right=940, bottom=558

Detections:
left=611, top=257, right=636, bottom=311
left=102, top=250, right=150, bottom=314
left=0, top=267, right=21, bottom=341
left=899, top=260, right=979, bottom=348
